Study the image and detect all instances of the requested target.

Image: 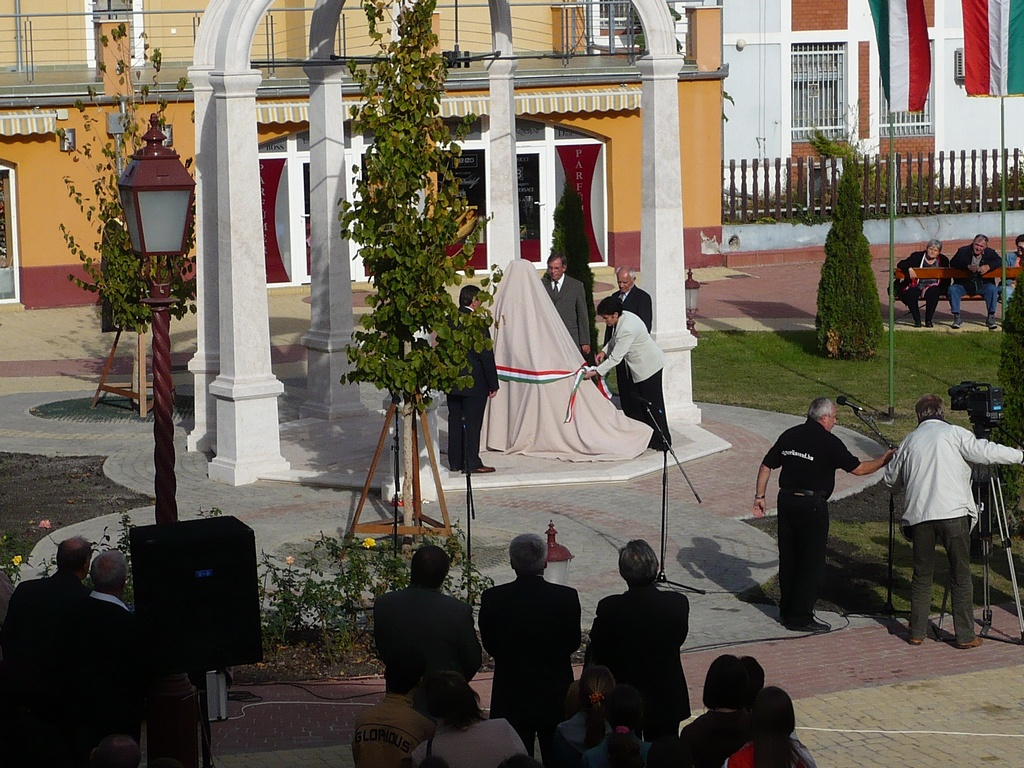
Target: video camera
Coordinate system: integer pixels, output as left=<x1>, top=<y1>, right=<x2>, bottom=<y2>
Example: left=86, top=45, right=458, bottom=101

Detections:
left=948, top=381, right=1003, bottom=437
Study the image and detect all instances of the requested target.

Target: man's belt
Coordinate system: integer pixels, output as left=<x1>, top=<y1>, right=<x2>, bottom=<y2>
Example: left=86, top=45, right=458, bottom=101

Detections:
left=781, top=488, right=824, bottom=498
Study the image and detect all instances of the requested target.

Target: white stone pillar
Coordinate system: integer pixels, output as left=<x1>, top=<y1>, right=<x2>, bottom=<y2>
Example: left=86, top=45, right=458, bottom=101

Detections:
left=638, top=55, right=700, bottom=425
left=186, top=67, right=219, bottom=453
left=486, top=57, right=521, bottom=264
left=300, top=63, right=364, bottom=419
left=206, top=70, right=290, bottom=485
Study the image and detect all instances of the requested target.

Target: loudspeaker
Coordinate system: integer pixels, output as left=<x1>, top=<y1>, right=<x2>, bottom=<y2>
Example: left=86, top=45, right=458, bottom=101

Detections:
left=130, top=516, right=263, bottom=674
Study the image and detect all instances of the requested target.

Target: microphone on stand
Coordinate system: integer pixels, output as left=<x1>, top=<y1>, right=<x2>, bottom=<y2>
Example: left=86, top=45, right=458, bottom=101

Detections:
left=836, top=395, right=866, bottom=413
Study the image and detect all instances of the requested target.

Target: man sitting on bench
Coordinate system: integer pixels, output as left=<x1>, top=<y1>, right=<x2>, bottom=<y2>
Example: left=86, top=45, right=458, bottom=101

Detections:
left=948, top=234, right=1002, bottom=330
left=896, top=239, right=947, bottom=328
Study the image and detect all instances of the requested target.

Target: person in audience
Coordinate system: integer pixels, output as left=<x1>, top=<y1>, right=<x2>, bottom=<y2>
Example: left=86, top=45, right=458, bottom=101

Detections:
left=739, top=657, right=765, bottom=711
left=374, top=546, right=482, bottom=683
left=353, top=654, right=435, bottom=768
left=894, top=239, right=948, bottom=327
left=580, top=685, right=649, bottom=768
left=646, top=735, right=694, bottom=768
left=588, top=540, right=690, bottom=739
left=408, top=672, right=526, bottom=768
left=89, top=734, right=141, bottom=768
left=550, top=666, right=616, bottom=768
left=724, top=687, right=816, bottom=768
left=498, top=757, right=546, bottom=768
left=948, top=233, right=1002, bottom=329
left=480, top=533, right=581, bottom=764
left=678, top=655, right=752, bottom=768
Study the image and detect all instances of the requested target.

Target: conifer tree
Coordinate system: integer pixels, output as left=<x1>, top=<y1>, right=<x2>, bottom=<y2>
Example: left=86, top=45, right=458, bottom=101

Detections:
left=551, top=183, right=597, bottom=351
left=816, top=160, right=883, bottom=359
left=998, top=284, right=1024, bottom=501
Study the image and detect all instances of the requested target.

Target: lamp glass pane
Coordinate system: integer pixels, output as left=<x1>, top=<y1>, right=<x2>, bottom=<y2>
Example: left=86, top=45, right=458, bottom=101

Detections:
left=685, top=287, right=698, bottom=312
left=119, top=188, right=143, bottom=253
left=136, top=189, right=191, bottom=254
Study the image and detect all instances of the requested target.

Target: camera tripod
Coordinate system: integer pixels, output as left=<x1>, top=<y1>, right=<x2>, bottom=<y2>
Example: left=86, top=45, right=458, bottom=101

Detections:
left=935, top=464, right=1024, bottom=644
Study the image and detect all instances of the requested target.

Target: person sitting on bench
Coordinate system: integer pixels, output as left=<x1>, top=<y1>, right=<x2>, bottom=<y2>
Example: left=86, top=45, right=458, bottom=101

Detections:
left=896, top=239, right=948, bottom=328
left=948, top=234, right=1002, bottom=330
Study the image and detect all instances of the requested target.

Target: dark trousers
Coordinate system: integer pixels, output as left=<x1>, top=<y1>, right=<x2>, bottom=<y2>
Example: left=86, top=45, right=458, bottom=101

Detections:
left=502, top=714, right=558, bottom=765
left=776, top=492, right=829, bottom=624
left=902, top=284, right=941, bottom=324
left=615, top=361, right=633, bottom=411
left=447, top=392, right=487, bottom=472
left=624, top=369, right=671, bottom=451
left=908, top=515, right=974, bottom=643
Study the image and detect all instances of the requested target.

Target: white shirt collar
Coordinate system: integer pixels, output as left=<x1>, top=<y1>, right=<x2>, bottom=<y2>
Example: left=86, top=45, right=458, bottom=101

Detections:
left=90, top=590, right=129, bottom=611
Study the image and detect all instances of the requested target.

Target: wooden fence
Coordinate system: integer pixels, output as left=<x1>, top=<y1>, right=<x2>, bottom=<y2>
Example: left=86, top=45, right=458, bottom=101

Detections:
left=723, top=149, right=1024, bottom=223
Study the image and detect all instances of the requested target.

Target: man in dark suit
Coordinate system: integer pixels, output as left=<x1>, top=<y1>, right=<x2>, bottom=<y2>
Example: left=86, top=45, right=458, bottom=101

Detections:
left=587, top=539, right=690, bottom=740
left=479, top=533, right=581, bottom=764
left=446, top=284, right=499, bottom=474
left=73, top=550, right=145, bottom=761
left=542, top=253, right=591, bottom=355
left=604, top=266, right=653, bottom=406
left=373, top=545, right=482, bottom=683
left=948, top=233, right=1002, bottom=329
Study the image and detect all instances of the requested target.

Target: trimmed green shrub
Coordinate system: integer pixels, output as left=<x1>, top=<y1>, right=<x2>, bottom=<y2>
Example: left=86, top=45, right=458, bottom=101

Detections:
left=552, top=183, right=598, bottom=351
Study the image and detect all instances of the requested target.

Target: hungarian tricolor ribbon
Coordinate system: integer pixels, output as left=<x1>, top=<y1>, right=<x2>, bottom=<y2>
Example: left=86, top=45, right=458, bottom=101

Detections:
left=496, top=364, right=613, bottom=423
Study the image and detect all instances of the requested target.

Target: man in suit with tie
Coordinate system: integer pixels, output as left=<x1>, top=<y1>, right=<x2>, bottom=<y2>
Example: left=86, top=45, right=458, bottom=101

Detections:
left=479, top=533, right=581, bottom=764
left=542, top=253, right=591, bottom=356
left=604, top=267, right=653, bottom=407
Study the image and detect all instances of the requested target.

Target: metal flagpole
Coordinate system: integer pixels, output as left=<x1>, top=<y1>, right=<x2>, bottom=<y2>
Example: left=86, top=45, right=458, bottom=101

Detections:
left=887, top=111, right=896, bottom=419
left=1000, top=96, right=1007, bottom=313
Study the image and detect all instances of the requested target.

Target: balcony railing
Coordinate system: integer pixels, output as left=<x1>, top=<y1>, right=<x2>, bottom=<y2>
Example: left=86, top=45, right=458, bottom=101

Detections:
left=0, top=0, right=707, bottom=93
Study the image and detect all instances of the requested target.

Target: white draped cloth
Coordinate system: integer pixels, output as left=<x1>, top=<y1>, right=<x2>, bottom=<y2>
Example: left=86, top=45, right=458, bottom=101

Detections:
left=481, top=259, right=652, bottom=461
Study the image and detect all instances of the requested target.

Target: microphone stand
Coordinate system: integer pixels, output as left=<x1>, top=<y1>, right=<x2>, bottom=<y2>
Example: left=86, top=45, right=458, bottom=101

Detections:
left=639, top=397, right=705, bottom=595
left=390, top=392, right=402, bottom=556
left=841, top=398, right=899, bottom=616
left=461, top=412, right=475, bottom=568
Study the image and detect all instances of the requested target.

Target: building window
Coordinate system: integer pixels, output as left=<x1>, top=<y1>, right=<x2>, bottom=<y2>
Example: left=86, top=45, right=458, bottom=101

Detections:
left=792, top=43, right=846, bottom=140
left=878, top=45, right=934, bottom=137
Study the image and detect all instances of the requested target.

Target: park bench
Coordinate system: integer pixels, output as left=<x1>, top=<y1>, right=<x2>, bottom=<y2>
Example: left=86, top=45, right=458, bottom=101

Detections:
left=892, top=266, right=1020, bottom=302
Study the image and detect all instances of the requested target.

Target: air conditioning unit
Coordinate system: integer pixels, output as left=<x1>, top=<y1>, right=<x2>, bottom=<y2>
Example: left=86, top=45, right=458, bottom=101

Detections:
left=954, top=48, right=965, bottom=86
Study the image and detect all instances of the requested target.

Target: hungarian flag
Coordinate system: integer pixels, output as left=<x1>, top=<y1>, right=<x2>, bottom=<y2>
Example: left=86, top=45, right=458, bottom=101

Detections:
left=869, top=0, right=931, bottom=112
left=961, top=0, right=1024, bottom=95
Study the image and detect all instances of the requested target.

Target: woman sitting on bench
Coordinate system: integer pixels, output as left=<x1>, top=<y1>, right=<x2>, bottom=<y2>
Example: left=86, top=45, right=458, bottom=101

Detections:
left=895, top=239, right=948, bottom=328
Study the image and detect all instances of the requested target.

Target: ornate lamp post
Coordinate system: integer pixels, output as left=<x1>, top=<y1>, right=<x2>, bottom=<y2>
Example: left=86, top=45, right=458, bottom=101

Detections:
left=684, top=268, right=701, bottom=339
left=118, top=114, right=195, bottom=525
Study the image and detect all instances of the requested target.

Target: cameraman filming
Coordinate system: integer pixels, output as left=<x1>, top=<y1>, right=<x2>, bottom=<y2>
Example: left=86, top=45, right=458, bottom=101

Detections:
left=884, top=393, right=1024, bottom=648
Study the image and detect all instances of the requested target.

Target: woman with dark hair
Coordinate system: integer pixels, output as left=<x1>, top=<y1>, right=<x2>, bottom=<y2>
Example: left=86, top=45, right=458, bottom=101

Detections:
left=724, top=687, right=816, bottom=768
left=550, top=666, right=616, bottom=768
left=581, top=685, right=649, bottom=768
left=678, top=655, right=751, bottom=768
left=408, top=672, right=526, bottom=768
left=739, top=656, right=764, bottom=711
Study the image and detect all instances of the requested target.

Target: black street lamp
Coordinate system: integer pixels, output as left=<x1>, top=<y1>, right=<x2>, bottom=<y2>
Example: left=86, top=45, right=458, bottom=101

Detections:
left=118, top=114, right=195, bottom=525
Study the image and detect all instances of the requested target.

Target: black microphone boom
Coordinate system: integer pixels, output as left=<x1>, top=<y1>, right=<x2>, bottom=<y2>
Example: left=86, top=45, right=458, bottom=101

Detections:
left=837, top=395, right=865, bottom=412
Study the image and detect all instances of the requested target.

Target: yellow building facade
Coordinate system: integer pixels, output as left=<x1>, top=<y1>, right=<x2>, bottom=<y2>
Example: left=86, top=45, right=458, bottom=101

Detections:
left=0, top=0, right=724, bottom=308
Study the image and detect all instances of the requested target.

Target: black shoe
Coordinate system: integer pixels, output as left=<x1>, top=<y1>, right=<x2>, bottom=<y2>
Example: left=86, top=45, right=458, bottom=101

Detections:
left=784, top=618, right=830, bottom=633
left=913, top=320, right=922, bottom=328
left=925, top=321, right=934, bottom=328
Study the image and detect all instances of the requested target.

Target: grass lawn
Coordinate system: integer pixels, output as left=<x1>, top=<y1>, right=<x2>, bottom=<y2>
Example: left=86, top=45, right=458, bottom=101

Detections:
left=692, top=329, right=1024, bottom=622
left=692, top=329, right=1005, bottom=442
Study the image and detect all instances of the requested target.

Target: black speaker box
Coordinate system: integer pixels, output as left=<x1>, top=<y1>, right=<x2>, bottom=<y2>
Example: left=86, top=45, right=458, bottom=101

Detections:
left=130, top=516, right=263, bottom=674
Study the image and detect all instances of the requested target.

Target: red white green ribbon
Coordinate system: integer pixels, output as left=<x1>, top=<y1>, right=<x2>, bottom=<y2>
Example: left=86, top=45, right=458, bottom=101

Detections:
left=496, top=364, right=613, bottom=423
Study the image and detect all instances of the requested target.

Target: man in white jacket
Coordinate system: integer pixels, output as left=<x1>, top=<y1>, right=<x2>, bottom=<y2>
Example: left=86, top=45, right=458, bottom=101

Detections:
left=884, top=394, right=1024, bottom=648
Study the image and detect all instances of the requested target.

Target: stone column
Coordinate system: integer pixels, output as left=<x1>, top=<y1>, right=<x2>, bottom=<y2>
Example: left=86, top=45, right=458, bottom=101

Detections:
left=186, top=67, right=219, bottom=453
left=638, top=55, right=700, bottom=425
left=300, top=63, right=364, bottom=419
left=486, top=57, right=521, bottom=264
left=206, top=70, right=290, bottom=485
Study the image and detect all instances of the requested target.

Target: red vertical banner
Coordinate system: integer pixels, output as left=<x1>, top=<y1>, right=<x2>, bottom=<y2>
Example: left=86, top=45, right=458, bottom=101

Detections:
left=259, top=158, right=290, bottom=284
left=556, top=144, right=602, bottom=262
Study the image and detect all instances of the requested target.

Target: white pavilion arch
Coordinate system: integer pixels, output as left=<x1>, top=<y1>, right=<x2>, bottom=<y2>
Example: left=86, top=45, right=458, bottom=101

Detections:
left=187, top=0, right=699, bottom=486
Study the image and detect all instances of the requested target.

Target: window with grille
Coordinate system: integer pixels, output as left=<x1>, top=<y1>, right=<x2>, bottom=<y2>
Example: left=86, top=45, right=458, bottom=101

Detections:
left=878, top=47, right=934, bottom=137
left=792, top=43, right=846, bottom=141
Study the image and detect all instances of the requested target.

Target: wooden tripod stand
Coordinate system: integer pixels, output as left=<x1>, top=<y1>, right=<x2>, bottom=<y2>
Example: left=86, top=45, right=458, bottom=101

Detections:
left=91, top=329, right=153, bottom=417
left=347, top=397, right=451, bottom=538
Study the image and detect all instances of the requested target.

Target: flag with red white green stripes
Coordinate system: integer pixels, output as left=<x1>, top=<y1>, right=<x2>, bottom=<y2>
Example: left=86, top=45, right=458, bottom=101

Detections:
left=961, top=0, right=1024, bottom=96
left=868, top=0, right=931, bottom=112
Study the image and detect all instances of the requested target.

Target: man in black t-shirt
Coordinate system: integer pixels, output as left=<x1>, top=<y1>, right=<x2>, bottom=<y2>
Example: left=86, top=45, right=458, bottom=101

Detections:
left=753, top=398, right=893, bottom=632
